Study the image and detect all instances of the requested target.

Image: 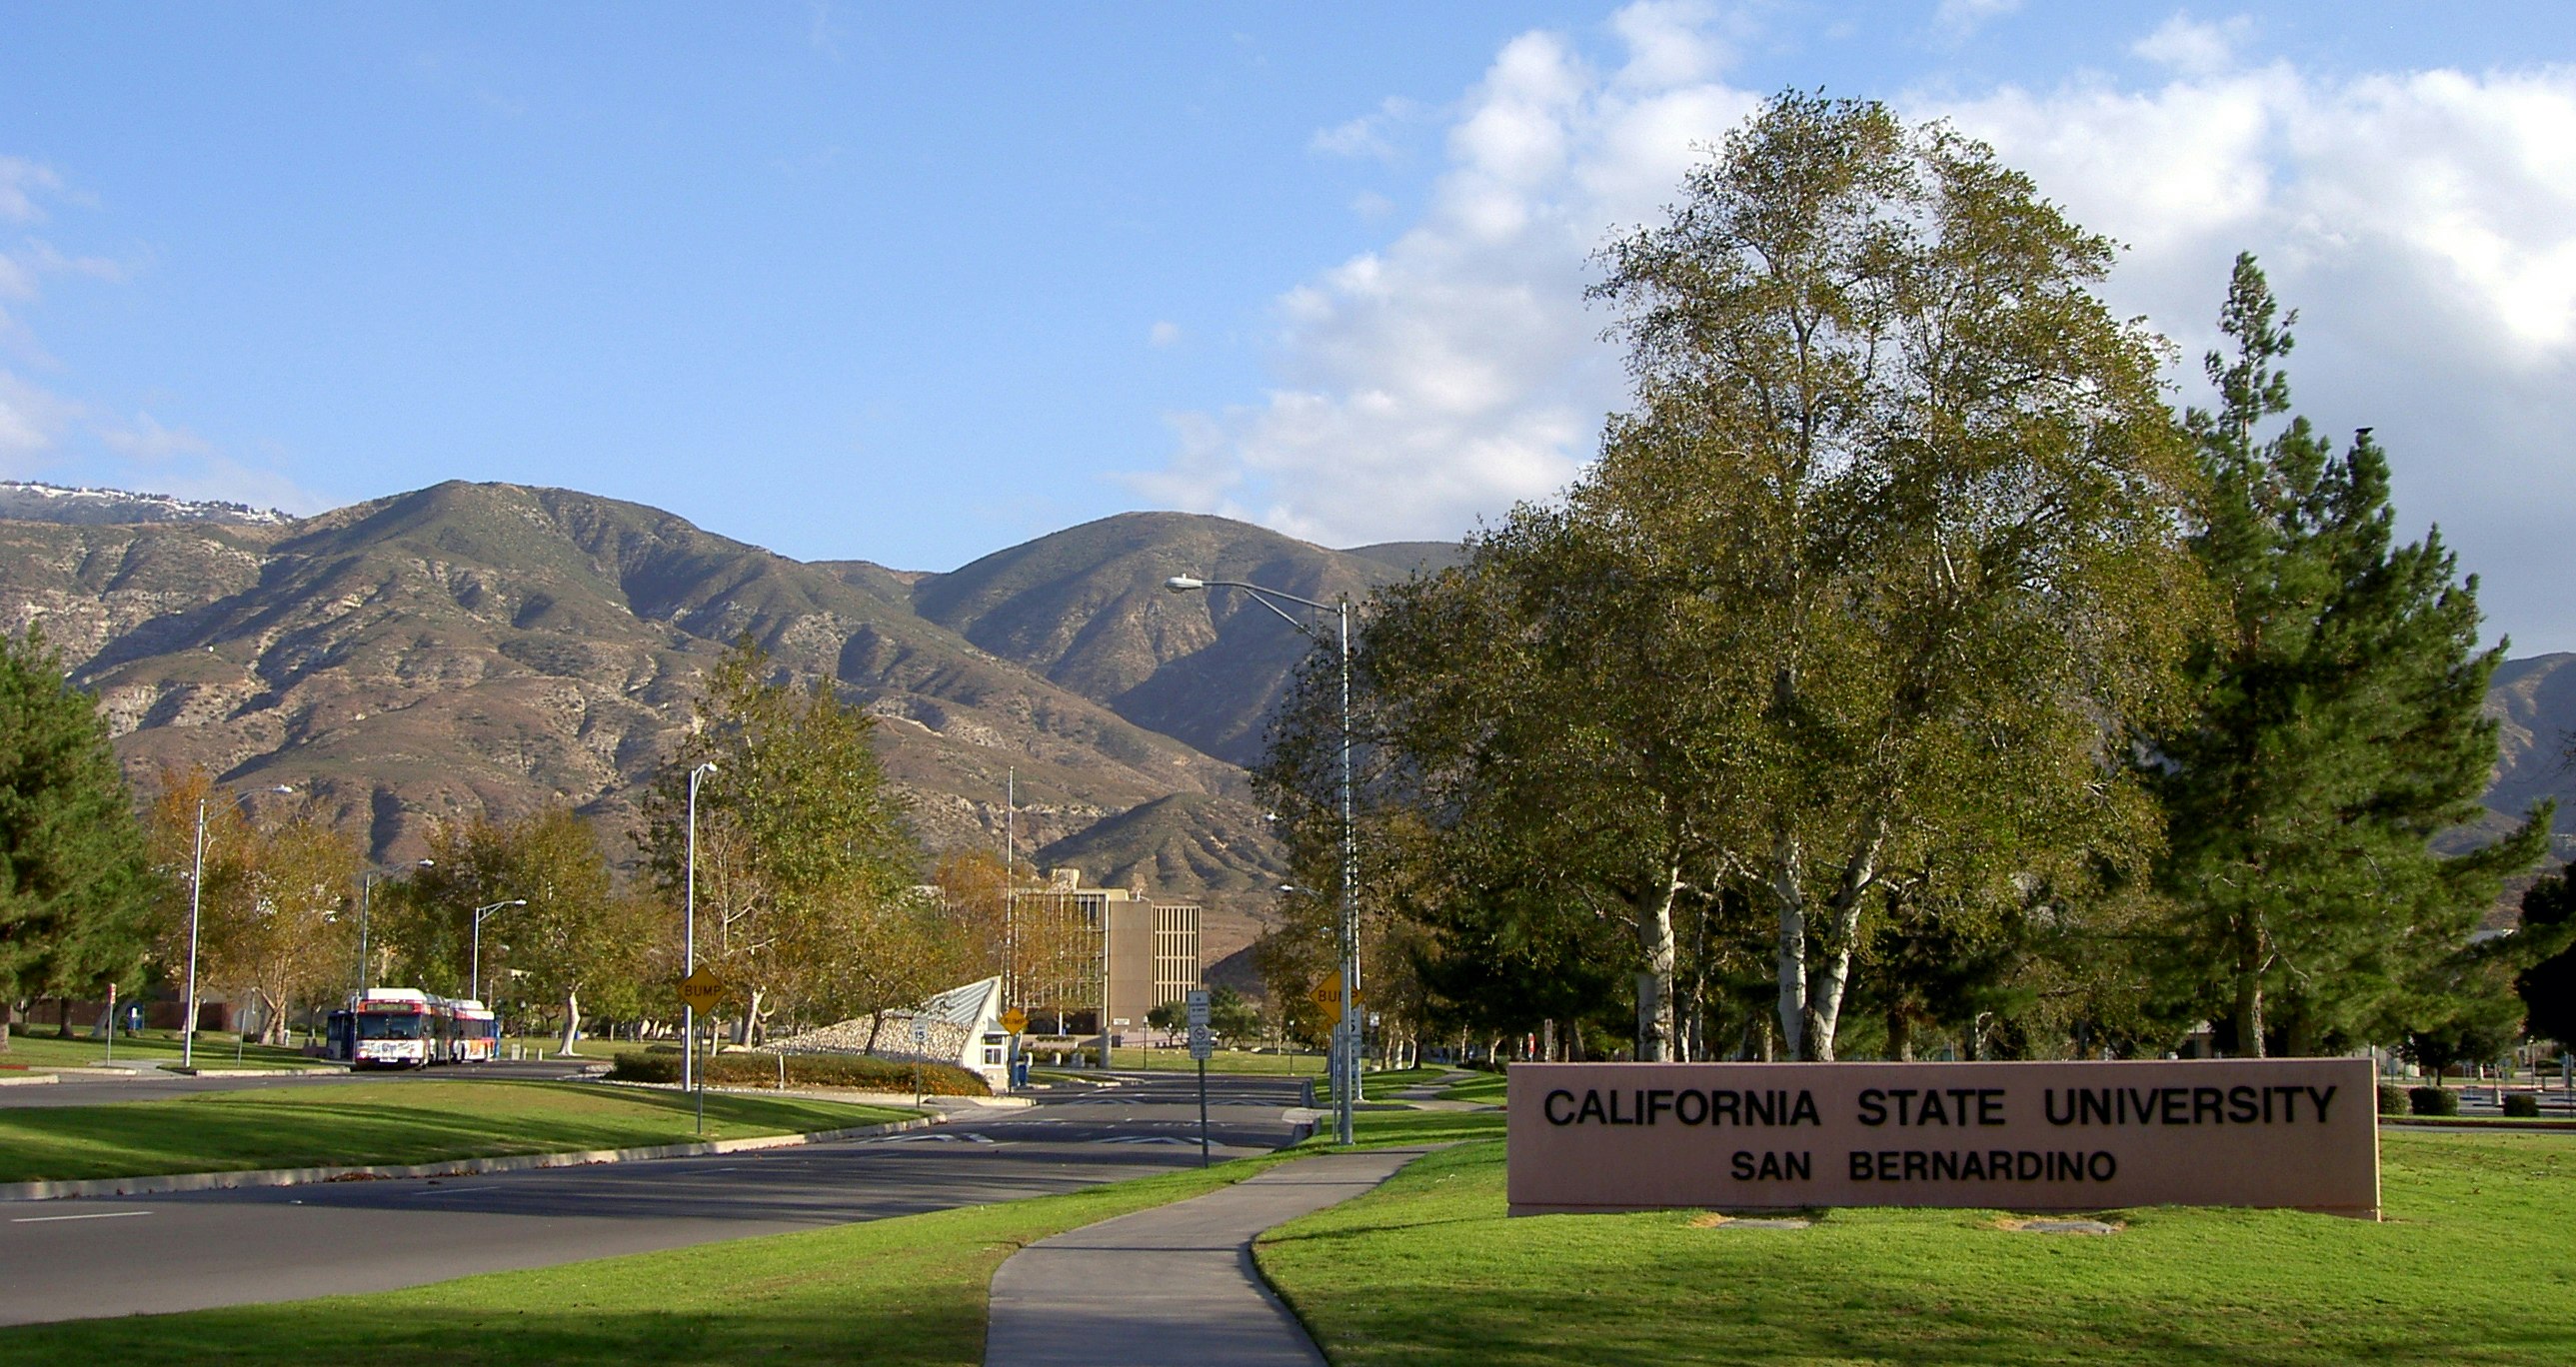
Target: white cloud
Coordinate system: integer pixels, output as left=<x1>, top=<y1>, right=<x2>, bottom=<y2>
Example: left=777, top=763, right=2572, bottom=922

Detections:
left=0, top=158, right=59, bottom=224
left=1310, top=97, right=1420, bottom=161
left=0, top=154, right=329, bottom=514
left=1149, top=320, right=1182, bottom=348
left=98, top=412, right=213, bottom=462
left=2130, top=14, right=2253, bottom=76
left=0, top=371, right=75, bottom=469
left=1123, top=8, right=1750, bottom=546
left=1128, top=8, right=2576, bottom=646
left=1935, top=0, right=2025, bottom=42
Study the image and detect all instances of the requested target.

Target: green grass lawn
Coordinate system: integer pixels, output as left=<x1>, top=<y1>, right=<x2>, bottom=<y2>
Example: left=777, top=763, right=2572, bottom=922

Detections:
left=0, top=1080, right=913, bottom=1183
left=0, top=1142, right=1295, bottom=1366
left=0, top=1028, right=325, bottom=1071
left=1257, top=1128, right=2576, bottom=1366
left=1104, top=1045, right=1328, bottom=1075
left=9, top=1099, right=2555, bottom=1366
left=1437, top=1070, right=1507, bottom=1105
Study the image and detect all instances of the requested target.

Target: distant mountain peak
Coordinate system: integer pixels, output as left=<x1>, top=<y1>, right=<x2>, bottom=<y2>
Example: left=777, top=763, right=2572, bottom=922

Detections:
left=0, top=481, right=294, bottom=528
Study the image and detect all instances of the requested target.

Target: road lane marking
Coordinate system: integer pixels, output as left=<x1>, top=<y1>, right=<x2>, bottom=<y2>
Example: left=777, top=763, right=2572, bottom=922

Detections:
left=404, top=1185, right=501, bottom=1196
left=11, top=1210, right=152, bottom=1223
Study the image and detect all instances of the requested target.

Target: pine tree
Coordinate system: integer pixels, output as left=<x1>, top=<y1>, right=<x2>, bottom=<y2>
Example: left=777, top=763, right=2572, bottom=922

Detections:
left=2149, top=255, right=2552, bottom=1055
left=0, top=626, right=159, bottom=1049
left=2512, top=871, right=2576, bottom=1048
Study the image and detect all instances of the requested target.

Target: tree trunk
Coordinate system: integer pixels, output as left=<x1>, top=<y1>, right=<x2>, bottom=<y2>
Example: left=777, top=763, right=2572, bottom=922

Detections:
left=1796, top=816, right=1886, bottom=1062
left=2233, top=924, right=2268, bottom=1058
left=559, top=988, right=583, bottom=1056
left=1634, top=856, right=1682, bottom=1061
left=1772, top=829, right=1808, bottom=1059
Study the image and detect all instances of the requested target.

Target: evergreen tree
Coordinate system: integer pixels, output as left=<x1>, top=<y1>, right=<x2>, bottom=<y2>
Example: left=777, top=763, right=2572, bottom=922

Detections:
left=0, top=626, right=159, bottom=1049
left=2513, top=870, right=2576, bottom=1048
left=2148, top=255, right=2552, bottom=1055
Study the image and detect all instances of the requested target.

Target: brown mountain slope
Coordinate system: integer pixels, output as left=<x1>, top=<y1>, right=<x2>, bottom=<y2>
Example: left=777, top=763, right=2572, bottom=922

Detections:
left=910, top=511, right=1455, bottom=766
left=0, top=482, right=1255, bottom=872
left=2485, top=652, right=2576, bottom=849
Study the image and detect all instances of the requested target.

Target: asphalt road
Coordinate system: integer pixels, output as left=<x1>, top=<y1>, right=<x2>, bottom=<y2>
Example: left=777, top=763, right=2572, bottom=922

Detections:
left=0, top=1071, right=1317, bottom=1327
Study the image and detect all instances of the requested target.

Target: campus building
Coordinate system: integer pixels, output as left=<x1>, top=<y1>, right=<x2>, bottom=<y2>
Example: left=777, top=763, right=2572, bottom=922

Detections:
left=1005, top=868, right=1201, bottom=1041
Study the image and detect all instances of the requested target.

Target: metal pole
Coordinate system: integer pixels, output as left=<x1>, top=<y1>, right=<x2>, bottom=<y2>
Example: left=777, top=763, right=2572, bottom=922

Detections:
left=184, top=795, right=207, bottom=1070
left=1199, top=1055, right=1210, bottom=1167
left=1336, top=599, right=1356, bottom=1146
left=687, top=761, right=710, bottom=1134
left=356, top=873, right=371, bottom=1000
left=471, top=909, right=482, bottom=1002
left=686, top=765, right=701, bottom=1100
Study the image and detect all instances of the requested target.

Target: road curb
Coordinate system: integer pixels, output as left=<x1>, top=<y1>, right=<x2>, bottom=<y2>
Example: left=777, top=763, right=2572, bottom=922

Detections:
left=0, top=1111, right=945, bottom=1204
left=0, top=1072, right=61, bottom=1087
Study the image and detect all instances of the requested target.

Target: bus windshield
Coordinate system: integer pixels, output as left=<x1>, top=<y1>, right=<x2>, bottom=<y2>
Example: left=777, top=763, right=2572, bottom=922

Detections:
left=356, top=1014, right=423, bottom=1039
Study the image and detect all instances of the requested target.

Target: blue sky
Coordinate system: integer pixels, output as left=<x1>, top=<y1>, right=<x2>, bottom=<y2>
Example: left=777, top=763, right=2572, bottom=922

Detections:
left=3, top=3, right=2572, bottom=649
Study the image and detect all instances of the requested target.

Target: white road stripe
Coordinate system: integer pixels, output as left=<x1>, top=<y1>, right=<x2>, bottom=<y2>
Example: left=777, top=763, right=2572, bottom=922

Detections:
left=11, top=1210, right=153, bottom=1223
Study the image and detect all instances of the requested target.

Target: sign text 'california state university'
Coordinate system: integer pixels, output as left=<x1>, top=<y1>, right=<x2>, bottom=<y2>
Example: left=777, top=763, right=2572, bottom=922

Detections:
left=1506, top=1059, right=2379, bottom=1218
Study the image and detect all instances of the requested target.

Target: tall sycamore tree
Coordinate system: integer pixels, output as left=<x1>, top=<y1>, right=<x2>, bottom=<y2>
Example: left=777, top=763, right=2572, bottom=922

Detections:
left=642, top=637, right=930, bottom=1041
left=395, top=806, right=642, bottom=1051
left=2147, top=256, right=2551, bottom=1056
left=0, top=627, right=158, bottom=1049
left=144, top=769, right=359, bottom=1044
left=1285, top=95, right=2203, bottom=1062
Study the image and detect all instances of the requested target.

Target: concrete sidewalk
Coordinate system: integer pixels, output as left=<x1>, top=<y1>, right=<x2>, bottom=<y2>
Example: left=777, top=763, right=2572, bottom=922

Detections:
left=984, top=1147, right=1427, bottom=1367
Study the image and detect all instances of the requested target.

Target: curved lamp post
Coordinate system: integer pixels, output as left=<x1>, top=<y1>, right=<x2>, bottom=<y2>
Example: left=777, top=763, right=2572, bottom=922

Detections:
left=684, top=760, right=718, bottom=1098
left=184, top=783, right=293, bottom=1069
left=355, top=859, right=434, bottom=1000
left=1166, top=575, right=1359, bottom=1146
left=468, top=898, right=526, bottom=1001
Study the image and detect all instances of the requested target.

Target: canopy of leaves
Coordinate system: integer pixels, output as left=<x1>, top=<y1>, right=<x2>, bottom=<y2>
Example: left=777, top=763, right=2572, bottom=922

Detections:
left=0, top=627, right=159, bottom=1016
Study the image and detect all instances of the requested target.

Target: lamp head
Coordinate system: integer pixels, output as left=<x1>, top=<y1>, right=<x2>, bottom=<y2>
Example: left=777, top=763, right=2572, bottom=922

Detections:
left=1164, top=576, right=1206, bottom=594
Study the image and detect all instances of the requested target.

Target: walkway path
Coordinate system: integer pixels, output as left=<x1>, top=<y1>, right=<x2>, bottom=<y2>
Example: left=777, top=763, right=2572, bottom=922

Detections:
left=1388, top=1068, right=1494, bottom=1112
left=984, top=1147, right=1427, bottom=1367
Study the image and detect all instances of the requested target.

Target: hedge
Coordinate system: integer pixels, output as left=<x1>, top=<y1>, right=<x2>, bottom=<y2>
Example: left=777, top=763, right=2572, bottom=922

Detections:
left=2408, top=1084, right=2460, bottom=1117
left=2376, top=1083, right=2409, bottom=1117
left=2503, top=1092, right=2542, bottom=1118
left=608, top=1050, right=990, bottom=1096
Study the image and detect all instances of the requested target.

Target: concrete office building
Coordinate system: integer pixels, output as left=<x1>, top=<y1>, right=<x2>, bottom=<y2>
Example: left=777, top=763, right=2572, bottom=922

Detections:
left=1007, top=868, right=1201, bottom=1041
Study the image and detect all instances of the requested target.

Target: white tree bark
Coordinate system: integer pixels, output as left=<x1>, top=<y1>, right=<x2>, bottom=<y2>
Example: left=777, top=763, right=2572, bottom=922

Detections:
left=559, top=988, right=583, bottom=1055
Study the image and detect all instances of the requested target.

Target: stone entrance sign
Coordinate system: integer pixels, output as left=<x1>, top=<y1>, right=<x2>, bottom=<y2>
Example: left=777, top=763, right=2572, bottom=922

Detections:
left=1508, top=1059, right=2379, bottom=1219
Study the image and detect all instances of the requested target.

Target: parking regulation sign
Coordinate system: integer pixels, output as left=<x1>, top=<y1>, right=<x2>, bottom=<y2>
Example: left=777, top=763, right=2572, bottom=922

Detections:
left=1187, top=988, right=1211, bottom=1029
left=1189, top=1024, right=1214, bottom=1061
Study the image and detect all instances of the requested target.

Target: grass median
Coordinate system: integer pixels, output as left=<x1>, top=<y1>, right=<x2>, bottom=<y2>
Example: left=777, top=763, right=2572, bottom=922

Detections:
left=1257, top=1127, right=2576, bottom=1366
left=0, top=1029, right=323, bottom=1071
left=0, top=1143, right=1294, bottom=1366
left=0, top=1080, right=913, bottom=1183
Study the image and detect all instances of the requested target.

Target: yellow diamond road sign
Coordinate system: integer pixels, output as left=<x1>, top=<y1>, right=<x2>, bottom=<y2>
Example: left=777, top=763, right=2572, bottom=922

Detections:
left=678, top=969, right=726, bottom=1013
left=999, top=1008, right=1029, bottom=1034
left=1310, top=981, right=1359, bottom=1014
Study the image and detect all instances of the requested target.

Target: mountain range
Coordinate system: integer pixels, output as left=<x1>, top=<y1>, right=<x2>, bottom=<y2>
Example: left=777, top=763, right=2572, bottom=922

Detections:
left=0, top=479, right=2565, bottom=967
left=0, top=481, right=1466, bottom=968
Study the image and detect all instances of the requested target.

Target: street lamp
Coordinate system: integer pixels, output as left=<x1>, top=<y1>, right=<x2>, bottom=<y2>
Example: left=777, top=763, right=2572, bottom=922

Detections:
left=1166, top=574, right=1360, bottom=1146
left=184, top=782, right=293, bottom=1069
left=685, top=760, right=718, bottom=1100
left=355, top=859, right=434, bottom=1000
left=468, top=898, right=526, bottom=1001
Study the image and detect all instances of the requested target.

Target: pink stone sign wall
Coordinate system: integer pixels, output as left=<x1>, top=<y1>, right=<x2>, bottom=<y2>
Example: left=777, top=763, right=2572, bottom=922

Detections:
left=1507, top=1059, right=2380, bottom=1218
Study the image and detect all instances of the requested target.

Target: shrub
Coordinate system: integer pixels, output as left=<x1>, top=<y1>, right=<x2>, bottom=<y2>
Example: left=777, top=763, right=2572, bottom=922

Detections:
left=607, top=1050, right=989, bottom=1096
left=2377, top=1083, right=2409, bottom=1117
left=2503, top=1092, right=2541, bottom=1118
left=2409, top=1085, right=2460, bottom=1117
